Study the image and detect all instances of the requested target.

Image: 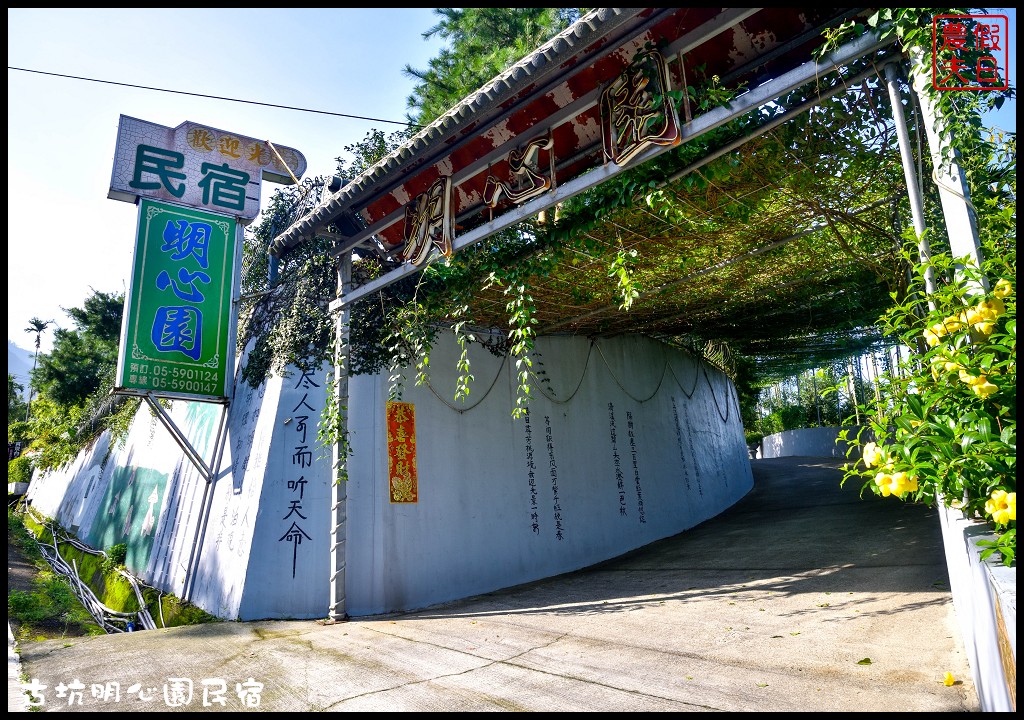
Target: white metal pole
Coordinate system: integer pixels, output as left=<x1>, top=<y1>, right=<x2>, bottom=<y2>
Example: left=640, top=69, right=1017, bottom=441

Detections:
left=884, top=62, right=936, bottom=302
left=908, top=48, right=989, bottom=293
left=328, top=251, right=352, bottom=622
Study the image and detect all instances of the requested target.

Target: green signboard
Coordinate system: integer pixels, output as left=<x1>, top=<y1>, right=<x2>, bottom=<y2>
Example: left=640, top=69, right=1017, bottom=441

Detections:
left=116, top=198, right=239, bottom=401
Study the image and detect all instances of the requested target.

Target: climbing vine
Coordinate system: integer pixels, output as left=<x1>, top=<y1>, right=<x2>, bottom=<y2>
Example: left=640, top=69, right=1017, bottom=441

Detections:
left=317, top=376, right=352, bottom=485
left=818, top=8, right=1014, bottom=174
left=236, top=12, right=1001, bottom=426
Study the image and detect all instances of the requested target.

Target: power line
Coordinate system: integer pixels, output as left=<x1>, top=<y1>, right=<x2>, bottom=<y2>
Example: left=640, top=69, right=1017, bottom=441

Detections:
left=8, top=66, right=420, bottom=128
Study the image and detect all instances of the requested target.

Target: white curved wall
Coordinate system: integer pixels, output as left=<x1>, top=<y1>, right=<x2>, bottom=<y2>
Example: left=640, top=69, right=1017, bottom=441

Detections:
left=345, top=333, right=753, bottom=615
left=26, top=333, right=752, bottom=620
left=760, top=426, right=861, bottom=459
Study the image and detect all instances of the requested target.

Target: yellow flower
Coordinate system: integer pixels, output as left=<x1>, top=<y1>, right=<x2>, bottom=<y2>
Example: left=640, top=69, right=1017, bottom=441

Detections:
left=894, top=472, right=918, bottom=495
left=972, top=318, right=996, bottom=336
left=862, top=442, right=882, bottom=468
left=993, top=278, right=1012, bottom=298
left=943, top=672, right=956, bottom=686
left=874, top=472, right=893, bottom=497
left=873, top=471, right=916, bottom=498
left=924, top=316, right=962, bottom=346
left=958, top=369, right=980, bottom=385
left=943, top=361, right=962, bottom=373
left=979, top=297, right=1006, bottom=318
left=985, top=490, right=1016, bottom=525
left=961, top=306, right=980, bottom=324
left=971, top=378, right=998, bottom=398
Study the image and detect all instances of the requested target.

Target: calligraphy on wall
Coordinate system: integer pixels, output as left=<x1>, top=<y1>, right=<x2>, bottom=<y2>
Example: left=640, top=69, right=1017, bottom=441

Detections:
left=523, top=409, right=540, bottom=533
left=608, top=403, right=628, bottom=517
left=278, top=369, right=320, bottom=578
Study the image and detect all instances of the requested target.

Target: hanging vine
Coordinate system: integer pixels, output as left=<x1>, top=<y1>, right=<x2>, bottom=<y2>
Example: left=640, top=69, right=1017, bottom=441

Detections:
left=235, top=20, right=971, bottom=421
left=451, top=297, right=475, bottom=403
left=317, top=376, right=352, bottom=485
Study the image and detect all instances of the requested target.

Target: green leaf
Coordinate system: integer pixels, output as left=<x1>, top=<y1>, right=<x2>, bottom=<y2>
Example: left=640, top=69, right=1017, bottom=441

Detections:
left=857, top=658, right=873, bottom=665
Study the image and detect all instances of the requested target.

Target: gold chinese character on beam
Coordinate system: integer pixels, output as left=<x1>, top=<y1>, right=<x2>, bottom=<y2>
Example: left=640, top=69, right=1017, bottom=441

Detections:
left=402, top=176, right=452, bottom=266
left=483, top=132, right=554, bottom=208
left=601, top=48, right=681, bottom=167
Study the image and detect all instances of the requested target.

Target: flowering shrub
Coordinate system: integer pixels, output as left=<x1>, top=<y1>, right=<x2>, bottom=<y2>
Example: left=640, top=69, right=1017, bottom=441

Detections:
left=841, top=248, right=1016, bottom=567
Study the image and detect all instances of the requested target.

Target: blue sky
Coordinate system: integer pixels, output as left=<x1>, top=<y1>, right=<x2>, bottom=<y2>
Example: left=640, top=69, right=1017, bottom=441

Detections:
left=8, top=9, right=445, bottom=354
left=7, top=8, right=1016, bottom=355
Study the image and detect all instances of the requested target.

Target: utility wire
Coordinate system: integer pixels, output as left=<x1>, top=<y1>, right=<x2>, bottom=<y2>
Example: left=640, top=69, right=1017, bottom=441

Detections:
left=8, top=65, right=421, bottom=128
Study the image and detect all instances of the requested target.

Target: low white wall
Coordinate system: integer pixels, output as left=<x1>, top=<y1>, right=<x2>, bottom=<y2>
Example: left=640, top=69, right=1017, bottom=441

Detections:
left=938, top=504, right=1016, bottom=712
left=346, top=333, right=753, bottom=616
left=760, top=426, right=860, bottom=459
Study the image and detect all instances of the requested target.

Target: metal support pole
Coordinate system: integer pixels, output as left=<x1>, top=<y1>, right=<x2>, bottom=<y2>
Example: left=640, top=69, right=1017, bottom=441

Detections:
left=884, top=62, right=936, bottom=302
left=847, top=359, right=860, bottom=426
left=143, top=395, right=230, bottom=601
left=811, top=369, right=821, bottom=426
left=328, top=252, right=352, bottom=622
left=870, top=351, right=883, bottom=415
left=907, top=50, right=988, bottom=293
left=181, top=403, right=230, bottom=602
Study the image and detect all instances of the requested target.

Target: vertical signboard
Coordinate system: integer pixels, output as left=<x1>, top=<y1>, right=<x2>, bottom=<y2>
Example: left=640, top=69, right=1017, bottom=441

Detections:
left=116, top=198, right=238, bottom=401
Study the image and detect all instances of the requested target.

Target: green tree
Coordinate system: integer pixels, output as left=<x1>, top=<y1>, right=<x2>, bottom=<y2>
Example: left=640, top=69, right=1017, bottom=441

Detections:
left=23, top=316, right=52, bottom=421
left=404, top=8, right=585, bottom=125
left=334, top=127, right=414, bottom=180
left=8, top=374, right=28, bottom=427
left=33, top=290, right=123, bottom=408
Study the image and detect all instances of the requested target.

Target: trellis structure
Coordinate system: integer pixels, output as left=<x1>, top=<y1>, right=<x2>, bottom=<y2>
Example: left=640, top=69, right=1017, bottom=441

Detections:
left=265, top=8, right=986, bottom=620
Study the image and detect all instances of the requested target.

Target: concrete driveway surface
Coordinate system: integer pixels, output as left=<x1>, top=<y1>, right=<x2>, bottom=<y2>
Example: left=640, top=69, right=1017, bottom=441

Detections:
left=10, top=457, right=978, bottom=712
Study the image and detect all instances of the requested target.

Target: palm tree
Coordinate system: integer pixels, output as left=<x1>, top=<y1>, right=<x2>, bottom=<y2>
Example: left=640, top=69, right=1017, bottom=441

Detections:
left=24, top=317, right=52, bottom=421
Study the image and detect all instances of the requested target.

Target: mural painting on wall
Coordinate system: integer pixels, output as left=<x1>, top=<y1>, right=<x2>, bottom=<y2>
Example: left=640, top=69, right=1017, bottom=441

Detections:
left=88, top=465, right=169, bottom=572
left=279, top=369, right=321, bottom=578
left=401, top=177, right=453, bottom=266
left=483, top=131, right=555, bottom=208
left=601, top=48, right=681, bottom=167
left=387, top=401, right=419, bottom=503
